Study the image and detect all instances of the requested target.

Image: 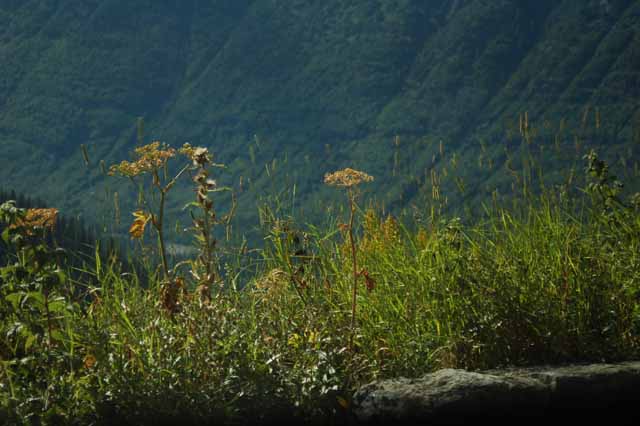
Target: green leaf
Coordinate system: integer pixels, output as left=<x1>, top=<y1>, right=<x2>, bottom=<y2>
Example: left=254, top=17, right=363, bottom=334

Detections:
left=50, top=329, right=64, bottom=343
left=25, top=291, right=45, bottom=308
left=48, top=297, right=67, bottom=314
left=4, top=292, right=23, bottom=310
left=6, top=322, right=24, bottom=339
left=117, top=305, right=137, bottom=338
left=55, top=270, right=67, bottom=286
left=24, top=333, right=37, bottom=351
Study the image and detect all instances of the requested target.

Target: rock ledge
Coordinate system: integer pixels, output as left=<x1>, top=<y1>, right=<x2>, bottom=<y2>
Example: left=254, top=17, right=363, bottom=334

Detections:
left=352, top=361, right=640, bottom=424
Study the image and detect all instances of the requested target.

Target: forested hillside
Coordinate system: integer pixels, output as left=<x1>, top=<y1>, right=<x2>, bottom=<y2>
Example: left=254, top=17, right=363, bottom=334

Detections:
left=1, top=0, right=639, bottom=241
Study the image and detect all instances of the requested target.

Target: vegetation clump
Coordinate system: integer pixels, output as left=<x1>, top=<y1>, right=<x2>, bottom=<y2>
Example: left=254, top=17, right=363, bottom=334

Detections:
left=324, top=168, right=374, bottom=352
left=1, top=132, right=639, bottom=425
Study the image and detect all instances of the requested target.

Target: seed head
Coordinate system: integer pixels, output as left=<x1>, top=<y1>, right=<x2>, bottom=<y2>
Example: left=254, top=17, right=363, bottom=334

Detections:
left=109, top=142, right=176, bottom=177
left=324, top=168, right=374, bottom=188
left=180, top=143, right=211, bottom=167
left=10, top=208, right=58, bottom=235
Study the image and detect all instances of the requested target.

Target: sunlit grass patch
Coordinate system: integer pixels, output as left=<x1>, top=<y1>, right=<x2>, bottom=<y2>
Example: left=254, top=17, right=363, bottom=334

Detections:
left=1, top=129, right=639, bottom=424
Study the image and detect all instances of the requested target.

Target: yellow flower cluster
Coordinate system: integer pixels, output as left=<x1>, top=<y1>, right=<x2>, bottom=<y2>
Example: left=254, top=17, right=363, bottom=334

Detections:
left=10, top=208, right=58, bottom=235
left=178, top=143, right=195, bottom=160
left=108, top=142, right=176, bottom=177
left=323, top=168, right=374, bottom=188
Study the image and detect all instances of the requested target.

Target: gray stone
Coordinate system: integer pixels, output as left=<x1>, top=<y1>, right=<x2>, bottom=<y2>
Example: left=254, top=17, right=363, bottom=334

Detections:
left=352, top=361, right=640, bottom=424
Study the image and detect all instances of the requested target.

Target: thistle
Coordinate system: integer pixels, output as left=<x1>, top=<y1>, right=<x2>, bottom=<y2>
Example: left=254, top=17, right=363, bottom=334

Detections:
left=179, top=143, right=235, bottom=302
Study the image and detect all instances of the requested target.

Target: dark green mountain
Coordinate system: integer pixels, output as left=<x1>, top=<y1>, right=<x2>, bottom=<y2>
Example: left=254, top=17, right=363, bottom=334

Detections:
left=1, top=0, right=639, bottom=241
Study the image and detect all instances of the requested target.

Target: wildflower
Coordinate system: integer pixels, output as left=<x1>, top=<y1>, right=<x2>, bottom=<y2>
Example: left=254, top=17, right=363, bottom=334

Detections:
left=193, top=147, right=211, bottom=166
left=108, top=142, right=176, bottom=177
left=10, top=208, right=58, bottom=235
left=179, top=143, right=195, bottom=160
left=25, top=208, right=58, bottom=229
left=180, top=143, right=212, bottom=166
left=324, top=167, right=374, bottom=352
left=324, top=168, right=374, bottom=188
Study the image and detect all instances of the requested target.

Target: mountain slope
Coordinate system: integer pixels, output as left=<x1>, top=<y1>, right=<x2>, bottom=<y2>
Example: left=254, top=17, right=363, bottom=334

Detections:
left=0, top=0, right=639, bottom=241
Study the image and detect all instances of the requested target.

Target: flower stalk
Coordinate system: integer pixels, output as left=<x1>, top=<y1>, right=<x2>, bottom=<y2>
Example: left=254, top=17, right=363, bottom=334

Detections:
left=324, top=168, right=373, bottom=351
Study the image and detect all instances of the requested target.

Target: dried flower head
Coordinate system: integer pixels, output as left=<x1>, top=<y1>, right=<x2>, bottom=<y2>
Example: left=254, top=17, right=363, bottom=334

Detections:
left=180, top=143, right=212, bottom=167
left=10, top=208, right=58, bottom=235
left=360, top=269, right=375, bottom=293
left=324, top=168, right=374, bottom=188
left=193, top=147, right=211, bottom=166
left=160, top=276, right=185, bottom=315
left=179, top=143, right=195, bottom=158
left=108, top=141, right=176, bottom=177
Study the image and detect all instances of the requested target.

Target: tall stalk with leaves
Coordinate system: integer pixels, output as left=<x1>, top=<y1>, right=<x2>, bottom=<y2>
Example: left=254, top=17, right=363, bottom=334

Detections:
left=0, top=203, right=64, bottom=356
left=108, top=142, right=190, bottom=279
left=324, top=168, right=374, bottom=351
left=178, top=144, right=236, bottom=301
left=107, top=137, right=237, bottom=311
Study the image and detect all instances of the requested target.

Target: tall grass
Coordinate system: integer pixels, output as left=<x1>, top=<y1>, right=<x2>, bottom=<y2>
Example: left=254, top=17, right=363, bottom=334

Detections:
left=1, top=123, right=639, bottom=424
